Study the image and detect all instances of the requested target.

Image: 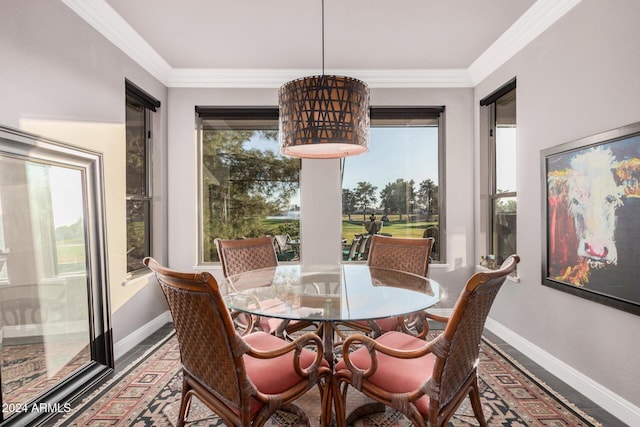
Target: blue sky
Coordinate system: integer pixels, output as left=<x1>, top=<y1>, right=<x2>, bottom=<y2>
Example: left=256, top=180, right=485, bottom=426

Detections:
left=341, top=127, right=439, bottom=191
left=245, top=127, right=440, bottom=209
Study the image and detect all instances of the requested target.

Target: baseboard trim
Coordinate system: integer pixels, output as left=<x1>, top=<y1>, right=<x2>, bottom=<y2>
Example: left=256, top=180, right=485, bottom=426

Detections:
left=113, top=310, right=172, bottom=361
left=485, top=318, right=639, bottom=426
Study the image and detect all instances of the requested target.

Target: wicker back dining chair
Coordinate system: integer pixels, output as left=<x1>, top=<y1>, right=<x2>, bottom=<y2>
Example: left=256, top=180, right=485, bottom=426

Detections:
left=367, top=234, right=434, bottom=276
left=215, top=237, right=314, bottom=337
left=216, top=236, right=279, bottom=278
left=144, top=257, right=332, bottom=427
left=333, top=255, right=520, bottom=427
left=341, top=235, right=435, bottom=337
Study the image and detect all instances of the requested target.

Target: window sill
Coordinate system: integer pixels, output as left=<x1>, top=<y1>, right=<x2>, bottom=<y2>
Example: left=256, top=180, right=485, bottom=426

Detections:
left=122, top=269, right=153, bottom=287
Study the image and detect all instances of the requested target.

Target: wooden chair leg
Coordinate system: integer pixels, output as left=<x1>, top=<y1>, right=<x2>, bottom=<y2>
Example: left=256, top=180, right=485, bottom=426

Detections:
left=177, top=376, right=192, bottom=427
left=468, top=378, right=487, bottom=427
left=333, top=381, right=348, bottom=427
left=320, top=377, right=333, bottom=427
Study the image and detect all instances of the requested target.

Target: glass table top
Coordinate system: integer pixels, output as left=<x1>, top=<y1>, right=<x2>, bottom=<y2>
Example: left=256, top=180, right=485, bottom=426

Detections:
left=222, top=264, right=442, bottom=322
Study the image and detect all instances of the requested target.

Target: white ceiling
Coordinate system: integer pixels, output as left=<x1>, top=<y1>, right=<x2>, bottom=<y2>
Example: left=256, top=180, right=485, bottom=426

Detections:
left=61, top=0, right=582, bottom=87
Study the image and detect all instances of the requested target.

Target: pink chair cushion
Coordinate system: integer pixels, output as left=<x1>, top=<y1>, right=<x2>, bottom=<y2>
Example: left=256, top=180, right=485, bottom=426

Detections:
left=373, top=317, right=401, bottom=332
left=251, top=299, right=302, bottom=334
left=229, top=332, right=326, bottom=417
left=236, top=298, right=285, bottom=330
left=335, top=331, right=435, bottom=415
left=354, top=317, right=400, bottom=332
left=261, top=317, right=306, bottom=335
left=244, top=332, right=328, bottom=394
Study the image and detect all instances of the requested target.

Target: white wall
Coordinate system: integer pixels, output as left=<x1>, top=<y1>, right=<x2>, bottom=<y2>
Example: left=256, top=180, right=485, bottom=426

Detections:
left=475, top=0, right=640, bottom=417
left=0, top=0, right=169, bottom=344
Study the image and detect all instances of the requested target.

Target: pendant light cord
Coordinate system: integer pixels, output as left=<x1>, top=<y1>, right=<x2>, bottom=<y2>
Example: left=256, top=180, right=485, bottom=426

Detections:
left=321, top=0, right=325, bottom=75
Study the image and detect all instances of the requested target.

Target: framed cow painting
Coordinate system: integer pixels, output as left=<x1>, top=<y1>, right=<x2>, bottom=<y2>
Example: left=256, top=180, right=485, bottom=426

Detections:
left=542, top=121, right=640, bottom=315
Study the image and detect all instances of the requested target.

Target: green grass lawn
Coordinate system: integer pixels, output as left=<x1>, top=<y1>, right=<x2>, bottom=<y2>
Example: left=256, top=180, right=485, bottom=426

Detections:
left=341, top=220, right=434, bottom=240
left=263, top=215, right=437, bottom=242
left=341, top=214, right=436, bottom=239
left=56, top=242, right=87, bottom=273
left=261, top=216, right=437, bottom=242
left=56, top=242, right=85, bottom=263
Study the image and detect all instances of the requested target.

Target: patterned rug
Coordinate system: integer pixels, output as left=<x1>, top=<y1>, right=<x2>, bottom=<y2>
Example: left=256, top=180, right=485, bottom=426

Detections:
left=54, top=330, right=601, bottom=426
left=2, top=340, right=89, bottom=416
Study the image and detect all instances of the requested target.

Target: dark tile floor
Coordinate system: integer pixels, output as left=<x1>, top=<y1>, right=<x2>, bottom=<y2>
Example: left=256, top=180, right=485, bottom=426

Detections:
left=113, top=322, right=176, bottom=373
left=114, top=323, right=627, bottom=427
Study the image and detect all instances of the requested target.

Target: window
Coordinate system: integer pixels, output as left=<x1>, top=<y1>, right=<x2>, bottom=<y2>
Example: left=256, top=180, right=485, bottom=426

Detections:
left=482, top=79, right=517, bottom=266
left=125, top=81, right=159, bottom=273
left=341, top=107, right=445, bottom=262
left=197, top=108, right=301, bottom=263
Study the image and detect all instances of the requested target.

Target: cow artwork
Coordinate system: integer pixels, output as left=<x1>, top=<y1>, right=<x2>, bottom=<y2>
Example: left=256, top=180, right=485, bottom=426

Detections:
left=545, top=131, right=640, bottom=312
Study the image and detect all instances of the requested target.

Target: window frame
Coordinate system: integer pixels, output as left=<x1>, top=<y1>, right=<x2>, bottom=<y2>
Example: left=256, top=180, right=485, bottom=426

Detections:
left=196, top=107, right=301, bottom=265
left=342, top=106, right=446, bottom=263
left=125, top=81, right=157, bottom=275
left=482, top=79, right=517, bottom=266
left=195, top=106, right=445, bottom=265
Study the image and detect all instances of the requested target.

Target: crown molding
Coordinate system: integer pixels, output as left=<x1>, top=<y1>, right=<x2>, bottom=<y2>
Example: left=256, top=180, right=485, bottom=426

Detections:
left=468, top=0, right=582, bottom=85
left=62, top=0, right=581, bottom=89
left=167, top=68, right=473, bottom=89
left=323, top=69, right=474, bottom=89
left=60, top=0, right=172, bottom=83
left=167, top=68, right=311, bottom=89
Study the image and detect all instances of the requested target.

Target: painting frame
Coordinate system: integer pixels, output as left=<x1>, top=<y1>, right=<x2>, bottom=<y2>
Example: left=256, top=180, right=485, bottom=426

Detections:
left=541, top=121, right=640, bottom=316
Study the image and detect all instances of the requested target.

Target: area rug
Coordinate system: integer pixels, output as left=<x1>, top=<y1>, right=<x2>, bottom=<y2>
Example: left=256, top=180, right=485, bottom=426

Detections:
left=2, top=340, right=90, bottom=412
left=54, top=330, right=602, bottom=426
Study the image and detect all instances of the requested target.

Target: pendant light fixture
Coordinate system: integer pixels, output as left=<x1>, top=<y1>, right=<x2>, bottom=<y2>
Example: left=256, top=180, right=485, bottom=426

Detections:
left=279, top=0, right=370, bottom=159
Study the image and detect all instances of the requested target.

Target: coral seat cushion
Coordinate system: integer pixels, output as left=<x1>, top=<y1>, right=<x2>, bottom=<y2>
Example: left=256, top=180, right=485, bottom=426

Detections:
left=252, top=299, right=301, bottom=334
left=244, top=332, right=328, bottom=394
left=354, top=317, right=400, bottom=332
left=230, top=332, right=326, bottom=416
left=372, top=317, right=401, bottom=331
left=335, top=331, right=435, bottom=415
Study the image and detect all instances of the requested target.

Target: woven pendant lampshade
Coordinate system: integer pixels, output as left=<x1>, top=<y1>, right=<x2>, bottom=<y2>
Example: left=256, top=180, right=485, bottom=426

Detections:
left=278, top=0, right=370, bottom=159
left=279, top=75, right=370, bottom=159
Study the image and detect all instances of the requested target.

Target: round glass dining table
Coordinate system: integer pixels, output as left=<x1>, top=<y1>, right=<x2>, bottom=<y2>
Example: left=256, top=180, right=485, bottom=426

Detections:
left=222, top=264, right=442, bottom=364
